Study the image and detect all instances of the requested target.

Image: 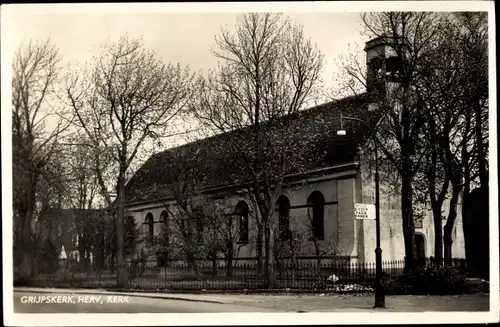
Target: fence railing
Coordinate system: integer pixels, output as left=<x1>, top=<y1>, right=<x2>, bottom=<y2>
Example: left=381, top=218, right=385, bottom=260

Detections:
left=26, top=257, right=467, bottom=291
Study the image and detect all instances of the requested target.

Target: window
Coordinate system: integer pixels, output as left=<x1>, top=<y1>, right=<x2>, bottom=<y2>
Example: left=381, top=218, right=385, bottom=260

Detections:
left=385, top=56, right=403, bottom=81
left=235, top=201, right=249, bottom=244
left=158, top=210, right=169, bottom=266
left=308, top=191, right=325, bottom=240
left=144, top=213, right=154, bottom=246
left=277, top=195, right=291, bottom=240
left=367, top=57, right=385, bottom=93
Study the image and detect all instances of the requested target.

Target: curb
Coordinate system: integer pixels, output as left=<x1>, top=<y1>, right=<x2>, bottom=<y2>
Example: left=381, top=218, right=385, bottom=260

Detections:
left=19, top=286, right=376, bottom=296
left=14, top=288, right=225, bottom=305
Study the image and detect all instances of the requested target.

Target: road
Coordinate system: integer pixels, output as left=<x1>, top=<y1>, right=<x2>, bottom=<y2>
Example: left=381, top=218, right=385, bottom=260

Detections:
left=13, top=289, right=491, bottom=313
left=13, top=291, right=281, bottom=313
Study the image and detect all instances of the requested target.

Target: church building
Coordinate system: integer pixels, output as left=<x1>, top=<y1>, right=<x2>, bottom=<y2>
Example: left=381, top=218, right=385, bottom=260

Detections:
left=122, top=37, right=466, bottom=266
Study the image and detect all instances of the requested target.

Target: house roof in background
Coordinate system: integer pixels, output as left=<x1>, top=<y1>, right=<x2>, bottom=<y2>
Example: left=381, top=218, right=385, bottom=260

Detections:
left=125, top=93, right=381, bottom=206
left=39, top=208, right=108, bottom=251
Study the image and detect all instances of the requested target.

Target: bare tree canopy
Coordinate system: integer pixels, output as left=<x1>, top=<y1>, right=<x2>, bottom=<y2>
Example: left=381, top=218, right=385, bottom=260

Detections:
left=65, top=35, right=196, bottom=287
left=191, top=13, right=325, bottom=285
left=341, top=12, right=452, bottom=270
left=12, top=38, right=75, bottom=283
left=339, top=12, right=489, bottom=271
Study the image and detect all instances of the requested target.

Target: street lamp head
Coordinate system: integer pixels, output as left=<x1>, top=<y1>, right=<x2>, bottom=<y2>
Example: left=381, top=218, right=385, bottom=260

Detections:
left=337, top=113, right=347, bottom=136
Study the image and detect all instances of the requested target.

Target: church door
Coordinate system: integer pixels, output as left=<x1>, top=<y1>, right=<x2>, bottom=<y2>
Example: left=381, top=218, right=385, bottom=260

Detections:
left=415, top=234, right=426, bottom=267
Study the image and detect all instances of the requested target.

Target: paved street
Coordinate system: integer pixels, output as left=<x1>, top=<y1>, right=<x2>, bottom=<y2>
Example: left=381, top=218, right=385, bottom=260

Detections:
left=13, top=288, right=490, bottom=313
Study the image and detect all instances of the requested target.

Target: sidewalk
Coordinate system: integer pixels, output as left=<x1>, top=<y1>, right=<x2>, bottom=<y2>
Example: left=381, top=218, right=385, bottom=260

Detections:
left=15, top=287, right=490, bottom=312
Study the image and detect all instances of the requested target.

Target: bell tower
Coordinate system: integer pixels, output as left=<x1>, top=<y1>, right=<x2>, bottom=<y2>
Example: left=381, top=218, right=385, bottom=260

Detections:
left=364, top=36, right=403, bottom=95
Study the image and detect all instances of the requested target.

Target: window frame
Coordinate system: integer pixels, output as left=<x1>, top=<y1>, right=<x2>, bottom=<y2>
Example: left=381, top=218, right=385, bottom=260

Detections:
left=277, top=195, right=291, bottom=241
left=144, top=212, right=154, bottom=246
left=235, top=201, right=249, bottom=244
left=308, top=191, right=325, bottom=240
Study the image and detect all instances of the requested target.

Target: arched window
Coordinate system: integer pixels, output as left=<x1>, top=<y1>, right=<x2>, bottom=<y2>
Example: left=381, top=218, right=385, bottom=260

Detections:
left=308, top=191, right=325, bottom=240
left=144, top=213, right=154, bottom=246
left=277, top=195, right=291, bottom=240
left=235, top=201, right=249, bottom=244
left=160, top=210, right=169, bottom=246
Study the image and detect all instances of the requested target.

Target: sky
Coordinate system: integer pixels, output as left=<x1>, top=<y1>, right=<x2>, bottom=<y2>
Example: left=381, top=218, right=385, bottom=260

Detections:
left=7, top=10, right=367, bottom=91
left=2, top=1, right=494, bottom=183
left=3, top=5, right=371, bottom=173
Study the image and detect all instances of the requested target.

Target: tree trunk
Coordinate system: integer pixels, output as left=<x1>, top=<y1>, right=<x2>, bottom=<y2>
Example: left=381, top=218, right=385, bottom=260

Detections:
left=79, top=238, right=86, bottom=272
left=461, top=109, right=473, bottom=275
left=461, top=187, right=474, bottom=274
left=226, top=248, right=233, bottom=279
left=256, top=222, right=263, bottom=275
left=32, top=246, right=40, bottom=277
left=115, top=173, right=127, bottom=287
left=474, top=99, right=488, bottom=188
left=443, top=226, right=453, bottom=267
left=316, top=257, right=322, bottom=286
left=432, top=206, right=443, bottom=265
left=291, top=250, right=297, bottom=281
left=186, top=246, right=200, bottom=278
left=444, top=183, right=463, bottom=265
left=401, top=172, right=415, bottom=272
left=110, top=253, right=115, bottom=273
left=427, top=119, right=448, bottom=266
left=264, top=216, right=276, bottom=288
left=211, top=252, right=217, bottom=278
left=18, top=252, right=32, bottom=284
left=17, top=180, right=38, bottom=284
left=18, top=215, right=34, bottom=283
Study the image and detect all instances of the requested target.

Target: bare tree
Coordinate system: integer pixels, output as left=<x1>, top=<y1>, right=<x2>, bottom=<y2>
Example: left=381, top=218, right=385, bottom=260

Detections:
left=65, top=35, right=195, bottom=286
left=415, top=13, right=488, bottom=266
left=303, top=208, right=343, bottom=282
left=153, top=146, right=207, bottom=273
left=148, top=145, right=243, bottom=277
left=192, top=13, right=324, bottom=287
left=219, top=201, right=252, bottom=278
left=341, top=12, right=447, bottom=271
left=414, top=16, right=463, bottom=264
left=57, top=140, right=101, bottom=271
left=12, top=38, right=74, bottom=283
left=273, top=215, right=304, bottom=281
left=452, top=12, right=488, bottom=271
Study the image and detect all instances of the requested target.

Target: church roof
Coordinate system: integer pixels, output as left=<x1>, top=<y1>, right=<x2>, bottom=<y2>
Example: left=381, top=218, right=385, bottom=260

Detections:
left=125, top=93, right=380, bottom=206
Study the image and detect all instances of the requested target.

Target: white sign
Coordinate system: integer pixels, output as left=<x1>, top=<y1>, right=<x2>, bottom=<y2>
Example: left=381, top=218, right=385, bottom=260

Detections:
left=59, top=245, right=67, bottom=259
left=354, top=203, right=376, bottom=220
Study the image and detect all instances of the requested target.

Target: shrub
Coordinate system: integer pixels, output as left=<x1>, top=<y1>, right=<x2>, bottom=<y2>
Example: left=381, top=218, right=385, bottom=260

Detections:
left=384, top=265, right=468, bottom=295
left=14, top=274, right=32, bottom=287
left=412, top=265, right=467, bottom=294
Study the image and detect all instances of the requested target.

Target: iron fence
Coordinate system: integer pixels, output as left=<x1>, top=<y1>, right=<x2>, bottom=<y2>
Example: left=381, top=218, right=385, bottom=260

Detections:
left=28, top=258, right=400, bottom=291
left=27, top=257, right=467, bottom=291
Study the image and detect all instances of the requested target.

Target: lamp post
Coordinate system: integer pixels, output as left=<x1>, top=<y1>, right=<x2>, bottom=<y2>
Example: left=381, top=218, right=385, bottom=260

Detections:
left=337, top=113, right=385, bottom=308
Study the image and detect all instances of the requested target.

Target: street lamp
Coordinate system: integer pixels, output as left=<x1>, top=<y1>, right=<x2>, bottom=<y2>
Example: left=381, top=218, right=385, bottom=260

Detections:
left=337, top=113, right=385, bottom=308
